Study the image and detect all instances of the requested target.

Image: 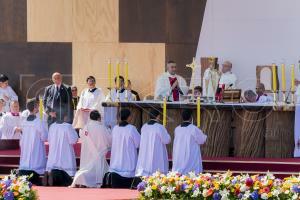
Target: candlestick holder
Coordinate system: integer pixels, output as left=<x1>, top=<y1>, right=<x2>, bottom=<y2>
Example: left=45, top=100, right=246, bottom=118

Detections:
left=273, top=91, right=278, bottom=104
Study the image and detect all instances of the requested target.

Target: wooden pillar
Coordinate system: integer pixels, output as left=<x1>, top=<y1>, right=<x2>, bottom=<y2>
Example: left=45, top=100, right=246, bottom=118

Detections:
left=265, top=111, right=294, bottom=158
left=234, top=110, right=266, bottom=158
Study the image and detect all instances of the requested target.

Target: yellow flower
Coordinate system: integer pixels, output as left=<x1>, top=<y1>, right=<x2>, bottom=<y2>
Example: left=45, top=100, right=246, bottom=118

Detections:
left=13, top=191, right=19, bottom=196
left=151, top=185, right=157, bottom=190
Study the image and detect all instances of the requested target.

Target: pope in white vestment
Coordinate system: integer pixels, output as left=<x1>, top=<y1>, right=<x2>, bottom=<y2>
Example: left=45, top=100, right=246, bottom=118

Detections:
left=46, top=122, right=79, bottom=177
left=172, top=122, right=207, bottom=175
left=135, top=119, right=171, bottom=176
left=19, top=116, right=48, bottom=175
left=154, top=61, right=189, bottom=101
left=71, top=114, right=112, bottom=188
left=73, top=87, right=105, bottom=129
left=109, top=121, right=140, bottom=178
left=219, top=61, right=237, bottom=89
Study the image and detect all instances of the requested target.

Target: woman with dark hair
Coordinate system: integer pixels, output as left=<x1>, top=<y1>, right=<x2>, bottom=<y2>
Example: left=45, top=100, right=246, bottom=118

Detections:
left=73, top=76, right=105, bottom=129
left=0, top=74, right=18, bottom=112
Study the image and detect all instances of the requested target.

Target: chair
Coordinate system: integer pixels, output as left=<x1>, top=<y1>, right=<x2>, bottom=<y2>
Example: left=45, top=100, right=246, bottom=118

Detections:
left=256, top=65, right=279, bottom=93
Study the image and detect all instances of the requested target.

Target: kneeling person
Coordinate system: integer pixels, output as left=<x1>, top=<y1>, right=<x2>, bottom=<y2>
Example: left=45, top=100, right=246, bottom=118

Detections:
left=108, top=109, right=140, bottom=188
left=71, top=110, right=112, bottom=188
left=45, top=111, right=79, bottom=186
left=172, top=109, right=207, bottom=174
left=19, top=99, right=48, bottom=185
left=135, top=109, right=171, bottom=176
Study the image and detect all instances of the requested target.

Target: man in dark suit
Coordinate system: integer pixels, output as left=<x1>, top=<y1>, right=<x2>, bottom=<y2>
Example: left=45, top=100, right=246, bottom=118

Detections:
left=43, top=72, right=73, bottom=125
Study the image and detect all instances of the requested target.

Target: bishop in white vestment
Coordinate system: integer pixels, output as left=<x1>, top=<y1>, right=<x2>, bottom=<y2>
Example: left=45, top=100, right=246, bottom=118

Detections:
left=136, top=109, right=171, bottom=176
left=109, top=109, right=140, bottom=178
left=19, top=100, right=48, bottom=180
left=73, top=76, right=105, bottom=129
left=219, top=61, right=237, bottom=89
left=71, top=111, right=112, bottom=188
left=172, top=110, right=207, bottom=174
left=46, top=120, right=79, bottom=177
left=0, top=75, right=18, bottom=112
left=154, top=61, right=189, bottom=101
left=0, top=101, right=22, bottom=139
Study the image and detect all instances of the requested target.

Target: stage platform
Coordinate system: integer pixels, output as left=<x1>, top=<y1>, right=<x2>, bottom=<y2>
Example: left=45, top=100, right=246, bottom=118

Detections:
left=1, top=142, right=300, bottom=179
left=34, top=186, right=138, bottom=200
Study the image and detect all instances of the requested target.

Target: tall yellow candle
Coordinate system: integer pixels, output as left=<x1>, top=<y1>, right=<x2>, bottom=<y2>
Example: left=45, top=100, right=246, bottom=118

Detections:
left=197, top=96, right=201, bottom=127
left=116, top=61, right=120, bottom=89
left=125, top=61, right=129, bottom=88
left=108, top=59, right=112, bottom=89
left=281, top=64, right=286, bottom=92
left=163, top=97, right=167, bottom=127
left=291, top=64, right=295, bottom=91
left=39, top=97, right=43, bottom=120
left=272, top=64, right=277, bottom=92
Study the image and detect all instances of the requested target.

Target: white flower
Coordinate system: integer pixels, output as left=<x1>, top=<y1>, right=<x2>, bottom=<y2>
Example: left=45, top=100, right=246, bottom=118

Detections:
left=167, top=186, right=175, bottom=194
left=292, top=194, right=298, bottom=200
left=144, top=186, right=152, bottom=197
left=260, top=193, right=268, bottom=199
left=220, top=189, right=229, bottom=199
left=19, top=184, right=30, bottom=194
left=160, top=186, right=167, bottom=193
left=240, top=184, right=247, bottom=192
left=191, top=189, right=200, bottom=198
left=272, top=189, right=280, bottom=197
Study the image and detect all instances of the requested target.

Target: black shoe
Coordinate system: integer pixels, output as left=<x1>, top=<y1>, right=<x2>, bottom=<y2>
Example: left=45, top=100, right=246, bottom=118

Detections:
left=48, top=172, right=54, bottom=186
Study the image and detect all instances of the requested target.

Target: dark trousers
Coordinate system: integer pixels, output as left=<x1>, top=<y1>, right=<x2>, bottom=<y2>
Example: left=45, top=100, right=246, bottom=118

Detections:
left=50, top=169, right=73, bottom=186
left=19, top=170, right=42, bottom=186
left=102, top=172, right=141, bottom=189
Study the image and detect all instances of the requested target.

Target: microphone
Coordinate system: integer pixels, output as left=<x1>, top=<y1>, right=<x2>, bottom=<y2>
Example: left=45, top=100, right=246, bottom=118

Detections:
left=227, top=83, right=234, bottom=90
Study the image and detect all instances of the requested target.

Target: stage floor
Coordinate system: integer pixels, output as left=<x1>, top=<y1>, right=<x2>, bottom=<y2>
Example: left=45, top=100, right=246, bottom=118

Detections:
left=34, top=186, right=138, bottom=200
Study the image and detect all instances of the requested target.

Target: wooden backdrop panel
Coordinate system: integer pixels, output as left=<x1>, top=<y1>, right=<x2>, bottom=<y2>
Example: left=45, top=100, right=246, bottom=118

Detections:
left=0, top=0, right=27, bottom=42
left=166, top=0, right=206, bottom=44
left=0, top=42, right=72, bottom=108
left=73, top=0, right=118, bottom=43
left=27, top=0, right=73, bottom=42
left=72, top=42, right=165, bottom=99
left=119, top=0, right=166, bottom=43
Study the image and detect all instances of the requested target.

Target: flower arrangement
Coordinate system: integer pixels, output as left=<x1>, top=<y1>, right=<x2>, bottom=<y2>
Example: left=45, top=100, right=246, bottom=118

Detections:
left=137, top=171, right=300, bottom=200
left=0, top=172, right=38, bottom=200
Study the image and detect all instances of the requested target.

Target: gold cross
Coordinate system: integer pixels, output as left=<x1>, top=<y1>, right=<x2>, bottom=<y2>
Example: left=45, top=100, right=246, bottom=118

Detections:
left=186, top=57, right=196, bottom=72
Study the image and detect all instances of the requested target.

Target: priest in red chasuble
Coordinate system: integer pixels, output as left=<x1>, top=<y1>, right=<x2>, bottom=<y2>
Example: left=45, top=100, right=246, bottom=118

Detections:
left=154, top=61, right=189, bottom=101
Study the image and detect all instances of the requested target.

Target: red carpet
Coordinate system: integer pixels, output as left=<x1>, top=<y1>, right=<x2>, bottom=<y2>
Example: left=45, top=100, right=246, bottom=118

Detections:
left=34, top=187, right=139, bottom=200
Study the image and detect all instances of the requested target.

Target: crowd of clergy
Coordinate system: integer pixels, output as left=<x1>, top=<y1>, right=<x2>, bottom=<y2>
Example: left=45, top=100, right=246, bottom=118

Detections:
left=0, top=59, right=300, bottom=188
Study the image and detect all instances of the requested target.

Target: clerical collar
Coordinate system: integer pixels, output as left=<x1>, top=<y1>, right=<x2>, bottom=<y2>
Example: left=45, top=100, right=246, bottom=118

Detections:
left=27, top=114, right=36, bottom=121
left=119, top=88, right=125, bottom=93
left=167, top=72, right=176, bottom=78
left=147, top=119, right=159, bottom=125
left=181, top=121, right=191, bottom=127
left=89, top=88, right=97, bottom=93
left=119, top=121, right=129, bottom=127
left=11, top=112, right=19, bottom=117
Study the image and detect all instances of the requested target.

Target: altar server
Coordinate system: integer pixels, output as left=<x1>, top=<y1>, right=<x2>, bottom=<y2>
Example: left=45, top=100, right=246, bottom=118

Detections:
left=0, top=101, right=22, bottom=139
left=19, top=99, right=48, bottom=185
left=46, top=111, right=78, bottom=186
left=104, top=76, right=134, bottom=128
left=155, top=61, right=189, bottom=101
left=0, top=74, right=18, bottom=112
left=73, top=76, right=105, bottom=129
left=71, top=110, right=112, bottom=188
left=109, top=109, right=140, bottom=188
left=0, top=99, right=5, bottom=139
left=219, top=61, right=237, bottom=89
left=135, top=109, right=171, bottom=176
left=21, top=98, right=48, bottom=128
left=172, top=109, right=207, bottom=174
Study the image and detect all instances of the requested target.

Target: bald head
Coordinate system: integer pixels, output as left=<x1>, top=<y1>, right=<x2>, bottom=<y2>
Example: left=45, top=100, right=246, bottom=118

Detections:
left=52, top=72, right=62, bottom=85
left=244, top=90, right=257, bottom=103
left=222, top=61, right=232, bottom=73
